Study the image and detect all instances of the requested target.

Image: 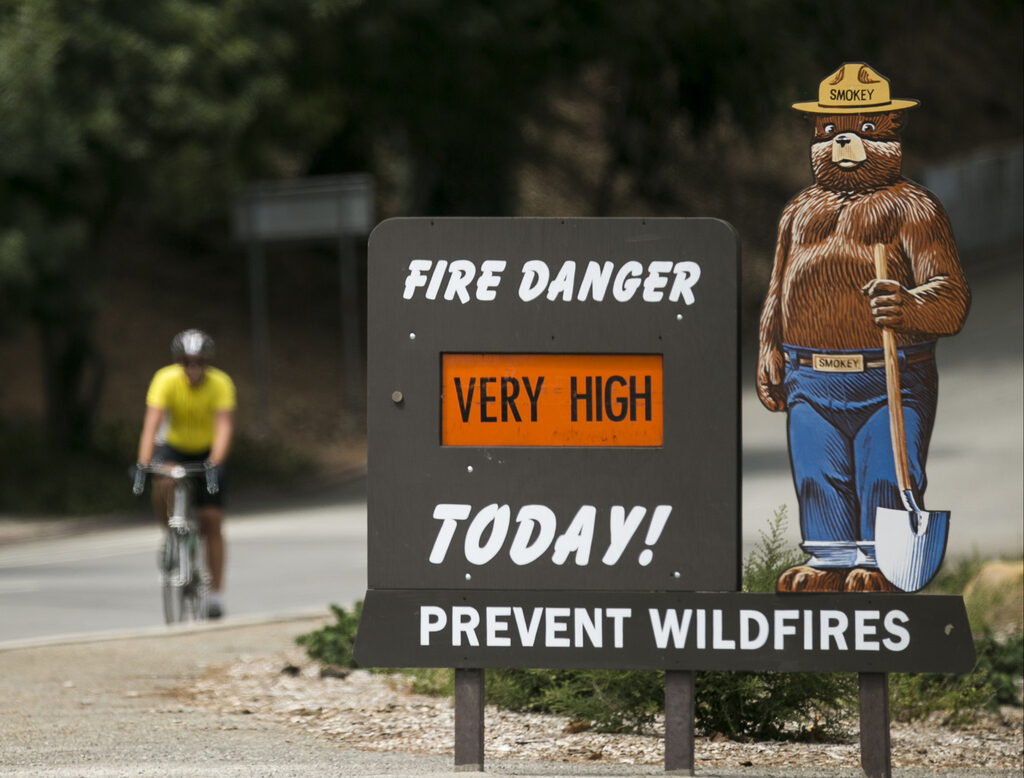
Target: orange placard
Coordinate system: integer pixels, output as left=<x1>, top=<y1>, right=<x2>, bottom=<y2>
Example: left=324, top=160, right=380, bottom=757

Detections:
left=441, top=353, right=663, bottom=447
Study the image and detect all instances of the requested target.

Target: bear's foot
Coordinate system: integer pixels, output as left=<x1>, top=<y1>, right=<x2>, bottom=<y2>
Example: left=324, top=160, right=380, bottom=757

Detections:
left=776, top=565, right=848, bottom=592
left=843, top=568, right=897, bottom=592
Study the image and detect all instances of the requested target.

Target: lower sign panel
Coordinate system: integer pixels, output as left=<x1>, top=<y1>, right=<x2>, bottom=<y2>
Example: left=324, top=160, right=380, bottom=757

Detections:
left=354, top=589, right=975, bottom=674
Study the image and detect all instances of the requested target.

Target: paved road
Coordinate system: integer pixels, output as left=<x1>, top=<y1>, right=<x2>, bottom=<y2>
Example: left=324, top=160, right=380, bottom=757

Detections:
left=0, top=485, right=368, bottom=645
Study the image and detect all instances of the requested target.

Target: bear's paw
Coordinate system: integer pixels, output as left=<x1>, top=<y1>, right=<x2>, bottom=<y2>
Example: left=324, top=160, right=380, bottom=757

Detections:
left=775, top=565, right=848, bottom=592
left=843, top=568, right=897, bottom=592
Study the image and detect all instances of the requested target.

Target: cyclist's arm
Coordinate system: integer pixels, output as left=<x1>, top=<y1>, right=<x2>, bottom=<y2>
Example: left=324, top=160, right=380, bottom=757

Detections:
left=208, top=409, right=234, bottom=467
left=137, top=405, right=164, bottom=465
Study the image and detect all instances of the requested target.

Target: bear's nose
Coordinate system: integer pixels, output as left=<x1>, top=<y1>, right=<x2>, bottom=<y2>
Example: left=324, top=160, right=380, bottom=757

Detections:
left=836, top=135, right=851, bottom=148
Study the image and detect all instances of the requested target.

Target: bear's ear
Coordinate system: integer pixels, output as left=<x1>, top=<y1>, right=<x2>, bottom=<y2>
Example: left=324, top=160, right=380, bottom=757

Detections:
left=886, top=110, right=908, bottom=132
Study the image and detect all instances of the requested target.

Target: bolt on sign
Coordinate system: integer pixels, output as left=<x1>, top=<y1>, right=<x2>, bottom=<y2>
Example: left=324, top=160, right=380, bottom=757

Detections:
left=353, top=218, right=975, bottom=673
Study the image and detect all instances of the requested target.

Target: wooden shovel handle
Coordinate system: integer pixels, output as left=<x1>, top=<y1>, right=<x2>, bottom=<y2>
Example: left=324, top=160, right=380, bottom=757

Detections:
left=873, top=244, right=912, bottom=492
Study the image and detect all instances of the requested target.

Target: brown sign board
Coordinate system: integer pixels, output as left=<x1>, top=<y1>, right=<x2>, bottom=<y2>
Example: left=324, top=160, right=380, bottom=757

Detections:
left=363, top=217, right=741, bottom=595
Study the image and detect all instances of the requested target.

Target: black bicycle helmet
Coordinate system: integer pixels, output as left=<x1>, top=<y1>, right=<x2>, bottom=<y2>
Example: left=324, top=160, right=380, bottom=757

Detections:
left=171, top=329, right=215, bottom=359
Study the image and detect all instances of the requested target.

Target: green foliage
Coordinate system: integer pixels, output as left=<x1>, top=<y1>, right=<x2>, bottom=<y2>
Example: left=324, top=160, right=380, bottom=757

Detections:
left=295, top=601, right=363, bottom=668
left=894, top=555, right=1023, bottom=723
left=402, top=668, right=455, bottom=698
left=696, top=669, right=853, bottom=742
left=742, top=505, right=803, bottom=593
left=890, top=629, right=1024, bottom=724
left=974, top=629, right=1024, bottom=708
left=487, top=669, right=664, bottom=733
left=890, top=670, right=993, bottom=726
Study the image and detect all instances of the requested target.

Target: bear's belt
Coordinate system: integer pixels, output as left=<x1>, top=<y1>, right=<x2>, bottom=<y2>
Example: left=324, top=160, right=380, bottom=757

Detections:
left=794, top=346, right=934, bottom=372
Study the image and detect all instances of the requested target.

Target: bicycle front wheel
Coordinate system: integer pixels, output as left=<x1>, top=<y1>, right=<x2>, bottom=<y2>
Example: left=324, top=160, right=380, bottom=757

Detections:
left=183, top=535, right=210, bottom=622
left=161, top=534, right=188, bottom=624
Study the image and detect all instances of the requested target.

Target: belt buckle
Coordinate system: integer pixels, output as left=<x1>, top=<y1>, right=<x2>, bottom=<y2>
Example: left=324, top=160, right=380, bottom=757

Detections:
left=811, top=353, right=864, bottom=373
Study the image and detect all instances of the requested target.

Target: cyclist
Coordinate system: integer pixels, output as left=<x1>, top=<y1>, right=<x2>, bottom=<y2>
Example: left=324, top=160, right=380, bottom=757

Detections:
left=137, top=329, right=236, bottom=619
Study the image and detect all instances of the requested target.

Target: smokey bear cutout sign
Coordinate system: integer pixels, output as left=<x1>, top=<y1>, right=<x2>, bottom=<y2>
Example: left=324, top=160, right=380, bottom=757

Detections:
left=354, top=62, right=978, bottom=778
left=758, top=63, right=970, bottom=594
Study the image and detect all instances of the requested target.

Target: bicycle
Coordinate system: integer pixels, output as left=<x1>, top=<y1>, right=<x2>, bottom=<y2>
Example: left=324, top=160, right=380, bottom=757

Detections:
left=132, top=462, right=219, bottom=624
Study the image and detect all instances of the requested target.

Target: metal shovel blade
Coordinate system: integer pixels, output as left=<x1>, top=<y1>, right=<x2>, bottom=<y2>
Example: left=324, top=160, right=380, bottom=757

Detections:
left=875, top=490, right=950, bottom=592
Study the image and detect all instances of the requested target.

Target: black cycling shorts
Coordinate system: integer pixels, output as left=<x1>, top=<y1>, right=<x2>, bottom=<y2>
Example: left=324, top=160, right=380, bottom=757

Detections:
left=152, top=444, right=227, bottom=509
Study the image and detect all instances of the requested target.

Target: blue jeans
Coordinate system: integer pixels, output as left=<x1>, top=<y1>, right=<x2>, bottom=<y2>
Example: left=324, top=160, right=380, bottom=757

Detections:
left=783, top=342, right=937, bottom=569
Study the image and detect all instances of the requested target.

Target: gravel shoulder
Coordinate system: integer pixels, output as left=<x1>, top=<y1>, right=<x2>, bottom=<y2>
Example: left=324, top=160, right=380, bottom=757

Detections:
left=1, top=615, right=1020, bottom=777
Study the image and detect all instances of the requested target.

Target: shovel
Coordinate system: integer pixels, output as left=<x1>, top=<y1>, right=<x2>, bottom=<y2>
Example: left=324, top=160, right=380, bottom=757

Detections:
left=872, top=243, right=950, bottom=592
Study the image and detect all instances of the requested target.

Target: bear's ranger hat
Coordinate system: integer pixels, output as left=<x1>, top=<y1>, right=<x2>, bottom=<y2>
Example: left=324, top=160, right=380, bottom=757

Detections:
left=793, top=63, right=919, bottom=114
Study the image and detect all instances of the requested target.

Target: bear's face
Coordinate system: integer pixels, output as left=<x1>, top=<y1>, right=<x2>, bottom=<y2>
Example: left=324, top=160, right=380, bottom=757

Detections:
left=809, top=112, right=905, bottom=193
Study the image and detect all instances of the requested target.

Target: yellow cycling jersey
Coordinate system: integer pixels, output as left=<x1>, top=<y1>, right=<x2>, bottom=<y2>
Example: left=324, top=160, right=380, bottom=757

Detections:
left=146, top=365, right=236, bottom=453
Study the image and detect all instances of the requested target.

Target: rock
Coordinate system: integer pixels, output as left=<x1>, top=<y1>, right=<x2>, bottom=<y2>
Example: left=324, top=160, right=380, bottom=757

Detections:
left=962, top=559, right=1024, bottom=638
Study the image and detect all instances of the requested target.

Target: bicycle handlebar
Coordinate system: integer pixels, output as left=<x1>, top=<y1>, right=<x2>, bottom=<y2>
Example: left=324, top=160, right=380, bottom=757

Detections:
left=133, top=462, right=220, bottom=496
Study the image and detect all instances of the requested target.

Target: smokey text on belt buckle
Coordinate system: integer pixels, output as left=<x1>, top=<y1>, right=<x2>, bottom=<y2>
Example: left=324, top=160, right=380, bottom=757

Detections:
left=812, top=353, right=864, bottom=372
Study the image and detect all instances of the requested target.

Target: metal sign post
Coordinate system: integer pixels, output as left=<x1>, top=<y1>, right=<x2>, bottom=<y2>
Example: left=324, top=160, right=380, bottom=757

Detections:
left=454, top=668, right=485, bottom=771
left=664, top=670, right=695, bottom=775
left=232, top=174, right=374, bottom=432
left=860, top=673, right=892, bottom=778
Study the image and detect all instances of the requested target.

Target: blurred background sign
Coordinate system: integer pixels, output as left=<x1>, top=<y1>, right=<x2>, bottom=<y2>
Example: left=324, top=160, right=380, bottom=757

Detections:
left=232, top=174, right=375, bottom=435
left=231, top=174, right=375, bottom=242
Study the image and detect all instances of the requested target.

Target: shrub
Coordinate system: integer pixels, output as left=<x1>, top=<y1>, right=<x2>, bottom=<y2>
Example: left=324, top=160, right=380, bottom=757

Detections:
left=975, top=628, right=1024, bottom=707
left=487, top=669, right=664, bottom=733
left=890, top=628, right=1024, bottom=724
left=696, top=669, right=852, bottom=741
left=401, top=668, right=455, bottom=697
left=295, top=601, right=362, bottom=668
left=742, top=505, right=804, bottom=593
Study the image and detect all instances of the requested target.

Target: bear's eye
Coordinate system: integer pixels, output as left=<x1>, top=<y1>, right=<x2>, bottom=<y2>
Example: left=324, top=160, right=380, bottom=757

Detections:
left=860, top=122, right=876, bottom=133
left=823, top=123, right=836, bottom=135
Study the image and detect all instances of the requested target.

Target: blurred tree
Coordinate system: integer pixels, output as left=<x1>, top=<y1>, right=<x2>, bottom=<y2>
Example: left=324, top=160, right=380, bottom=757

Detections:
left=582, top=0, right=815, bottom=214
left=293, top=0, right=599, bottom=215
left=282, top=1, right=860, bottom=215
left=0, top=0, right=304, bottom=452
